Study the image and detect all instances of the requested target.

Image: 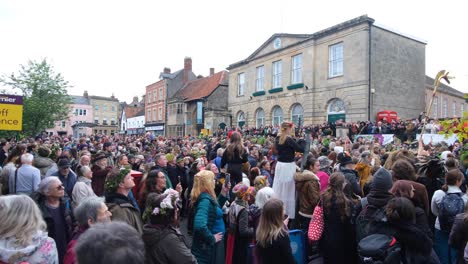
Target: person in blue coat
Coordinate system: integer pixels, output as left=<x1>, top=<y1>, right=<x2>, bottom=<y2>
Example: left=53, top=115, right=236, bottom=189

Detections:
left=191, top=170, right=229, bottom=264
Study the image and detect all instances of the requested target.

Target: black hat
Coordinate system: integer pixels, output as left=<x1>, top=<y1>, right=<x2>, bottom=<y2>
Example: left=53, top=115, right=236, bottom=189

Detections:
left=92, top=152, right=107, bottom=163
left=103, top=142, right=112, bottom=148
left=338, top=152, right=354, bottom=166
left=57, top=158, right=71, bottom=168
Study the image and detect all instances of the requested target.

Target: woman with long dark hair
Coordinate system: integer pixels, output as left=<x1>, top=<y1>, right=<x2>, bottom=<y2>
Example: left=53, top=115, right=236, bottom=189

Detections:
left=273, top=122, right=304, bottom=220
left=317, top=172, right=358, bottom=264
left=221, top=131, right=248, bottom=187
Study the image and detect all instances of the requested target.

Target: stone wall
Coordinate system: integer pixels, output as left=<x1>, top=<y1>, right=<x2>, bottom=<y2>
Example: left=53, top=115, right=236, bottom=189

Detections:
left=370, top=26, right=426, bottom=121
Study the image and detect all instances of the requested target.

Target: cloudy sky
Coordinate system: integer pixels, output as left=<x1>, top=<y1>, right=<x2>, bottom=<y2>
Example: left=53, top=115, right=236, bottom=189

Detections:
left=0, top=0, right=466, bottom=103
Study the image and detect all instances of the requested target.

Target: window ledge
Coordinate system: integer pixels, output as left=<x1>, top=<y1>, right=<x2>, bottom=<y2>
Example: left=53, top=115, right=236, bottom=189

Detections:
left=287, top=83, right=304, bottom=90
left=327, top=74, right=343, bottom=80
left=252, top=91, right=266, bottom=97
left=268, top=87, right=283, bottom=94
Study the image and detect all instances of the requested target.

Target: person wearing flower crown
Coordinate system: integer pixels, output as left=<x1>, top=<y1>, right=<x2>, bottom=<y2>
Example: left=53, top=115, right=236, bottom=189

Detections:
left=226, top=182, right=254, bottom=264
left=142, top=189, right=197, bottom=264
left=104, top=167, right=143, bottom=234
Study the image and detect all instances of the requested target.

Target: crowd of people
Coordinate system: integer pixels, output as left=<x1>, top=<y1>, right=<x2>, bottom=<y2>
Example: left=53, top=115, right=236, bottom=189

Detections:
left=0, top=119, right=468, bottom=264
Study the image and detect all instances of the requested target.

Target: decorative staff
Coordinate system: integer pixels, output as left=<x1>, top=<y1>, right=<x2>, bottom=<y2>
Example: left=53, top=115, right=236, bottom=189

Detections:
left=417, top=71, right=454, bottom=156
left=420, top=70, right=453, bottom=137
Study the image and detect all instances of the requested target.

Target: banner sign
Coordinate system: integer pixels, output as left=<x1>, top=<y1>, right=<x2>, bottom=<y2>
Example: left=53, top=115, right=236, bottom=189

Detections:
left=416, top=134, right=458, bottom=145
left=354, top=133, right=458, bottom=146
left=0, top=94, right=23, bottom=131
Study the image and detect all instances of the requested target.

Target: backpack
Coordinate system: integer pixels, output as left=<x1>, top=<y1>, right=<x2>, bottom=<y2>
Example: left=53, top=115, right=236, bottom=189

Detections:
left=358, top=234, right=401, bottom=264
left=356, top=205, right=394, bottom=242
left=438, top=192, right=465, bottom=232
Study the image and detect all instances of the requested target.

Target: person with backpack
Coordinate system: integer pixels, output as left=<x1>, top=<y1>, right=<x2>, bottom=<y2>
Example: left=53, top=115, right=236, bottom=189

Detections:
left=449, top=204, right=468, bottom=264
left=355, top=167, right=395, bottom=242
left=431, top=169, right=468, bottom=264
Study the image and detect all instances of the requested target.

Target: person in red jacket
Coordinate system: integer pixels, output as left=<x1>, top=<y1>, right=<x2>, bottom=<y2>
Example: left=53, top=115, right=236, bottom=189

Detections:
left=64, top=197, right=111, bottom=264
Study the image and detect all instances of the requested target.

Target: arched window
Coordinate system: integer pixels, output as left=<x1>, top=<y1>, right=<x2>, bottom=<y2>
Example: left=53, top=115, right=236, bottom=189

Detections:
left=327, top=98, right=346, bottom=123
left=237, top=111, right=245, bottom=128
left=255, top=108, right=265, bottom=128
left=291, top=104, right=304, bottom=126
left=272, top=106, right=283, bottom=126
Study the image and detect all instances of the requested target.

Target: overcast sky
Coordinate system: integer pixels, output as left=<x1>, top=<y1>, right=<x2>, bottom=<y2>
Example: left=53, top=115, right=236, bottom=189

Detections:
left=0, top=0, right=466, bottom=103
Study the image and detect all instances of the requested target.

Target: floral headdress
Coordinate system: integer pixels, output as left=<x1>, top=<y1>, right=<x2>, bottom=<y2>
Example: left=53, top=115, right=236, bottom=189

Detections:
left=104, top=168, right=130, bottom=192
left=142, top=189, right=180, bottom=221
left=152, top=189, right=180, bottom=216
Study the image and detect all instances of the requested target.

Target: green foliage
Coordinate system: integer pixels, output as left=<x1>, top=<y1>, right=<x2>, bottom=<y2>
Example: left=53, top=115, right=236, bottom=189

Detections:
left=439, top=111, right=468, bottom=143
left=0, top=59, right=72, bottom=137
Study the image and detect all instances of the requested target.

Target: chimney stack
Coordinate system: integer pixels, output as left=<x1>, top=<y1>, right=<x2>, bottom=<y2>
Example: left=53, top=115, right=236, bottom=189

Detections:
left=209, top=68, right=215, bottom=76
left=163, top=67, right=171, bottom=74
left=83, top=90, right=88, bottom=98
left=183, top=57, right=192, bottom=84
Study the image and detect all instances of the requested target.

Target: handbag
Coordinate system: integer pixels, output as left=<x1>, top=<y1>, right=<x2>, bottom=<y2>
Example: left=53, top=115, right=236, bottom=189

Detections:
left=308, top=200, right=324, bottom=242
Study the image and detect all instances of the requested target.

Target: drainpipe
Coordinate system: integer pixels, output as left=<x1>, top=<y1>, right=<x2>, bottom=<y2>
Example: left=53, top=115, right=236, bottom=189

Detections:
left=368, top=23, right=372, bottom=121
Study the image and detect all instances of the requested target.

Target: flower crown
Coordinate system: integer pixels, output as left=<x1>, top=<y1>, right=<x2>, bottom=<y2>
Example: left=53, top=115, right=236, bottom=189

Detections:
left=151, top=189, right=180, bottom=216
left=105, top=168, right=130, bottom=192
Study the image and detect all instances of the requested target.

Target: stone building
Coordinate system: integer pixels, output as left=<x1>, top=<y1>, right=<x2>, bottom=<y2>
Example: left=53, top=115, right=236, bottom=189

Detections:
left=425, top=76, right=465, bottom=119
left=227, top=15, right=426, bottom=127
left=144, top=57, right=196, bottom=135
left=86, top=91, right=120, bottom=135
left=167, top=69, right=229, bottom=137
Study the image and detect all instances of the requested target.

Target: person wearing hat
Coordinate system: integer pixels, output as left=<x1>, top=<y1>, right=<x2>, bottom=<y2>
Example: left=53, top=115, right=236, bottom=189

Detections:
left=226, top=182, right=254, bottom=264
left=317, top=156, right=332, bottom=192
left=33, top=146, right=57, bottom=178
left=105, top=167, right=143, bottom=234
left=103, top=142, right=115, bottom=167
left=355, top=167, right=395, bottom=241
left=91, top=152, right=113, bottom=196
left=50, top=158, right=77, bottom=201
left=337, top=152, right=360, bottom=196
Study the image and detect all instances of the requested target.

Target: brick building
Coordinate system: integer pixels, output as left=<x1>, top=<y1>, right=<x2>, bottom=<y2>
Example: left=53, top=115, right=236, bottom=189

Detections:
left=144, top=57, right=196, bottom=135
left=167, top=69, right=229, bottom=137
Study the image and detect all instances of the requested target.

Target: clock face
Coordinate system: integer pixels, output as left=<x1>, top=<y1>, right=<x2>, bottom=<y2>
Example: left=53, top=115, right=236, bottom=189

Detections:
left=273, top=37, right=281, bottom=49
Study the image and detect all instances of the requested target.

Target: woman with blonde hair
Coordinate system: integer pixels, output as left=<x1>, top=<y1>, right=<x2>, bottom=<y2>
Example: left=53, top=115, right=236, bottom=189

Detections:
left=0, top=195, right=58, bottom=263
left=190, top=170, right=229, bottom=264
left=273, top=122, right=304, bottom=220
left=256, top=198, right=295, bottom=264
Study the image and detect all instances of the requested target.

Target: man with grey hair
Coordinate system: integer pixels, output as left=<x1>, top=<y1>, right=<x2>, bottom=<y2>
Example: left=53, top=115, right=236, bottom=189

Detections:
left=64, top=196, right=111, bottom=264
left=9, top=153, right=41, bottom=195
left=152, top=153, right=172, bottom=189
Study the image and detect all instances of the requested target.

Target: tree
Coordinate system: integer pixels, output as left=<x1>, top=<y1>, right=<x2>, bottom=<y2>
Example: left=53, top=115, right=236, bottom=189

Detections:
left=0, top=59, right=72, bottom=137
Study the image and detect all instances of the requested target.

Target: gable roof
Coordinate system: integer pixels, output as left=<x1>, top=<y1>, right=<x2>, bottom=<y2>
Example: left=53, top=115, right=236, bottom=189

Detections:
left=171, top=71, right=228, bottom=102
left=246, top=33, right=312, bottom=60
left=159, top=69, right=183, bottom=80
left=425, top=76, right=464, bottom=98
left=228, top=15, right=375, bottom=70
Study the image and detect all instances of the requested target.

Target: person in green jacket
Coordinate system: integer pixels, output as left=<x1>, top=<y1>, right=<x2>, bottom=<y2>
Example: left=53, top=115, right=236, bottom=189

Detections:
left=191, top=170, right=229, bottom=264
